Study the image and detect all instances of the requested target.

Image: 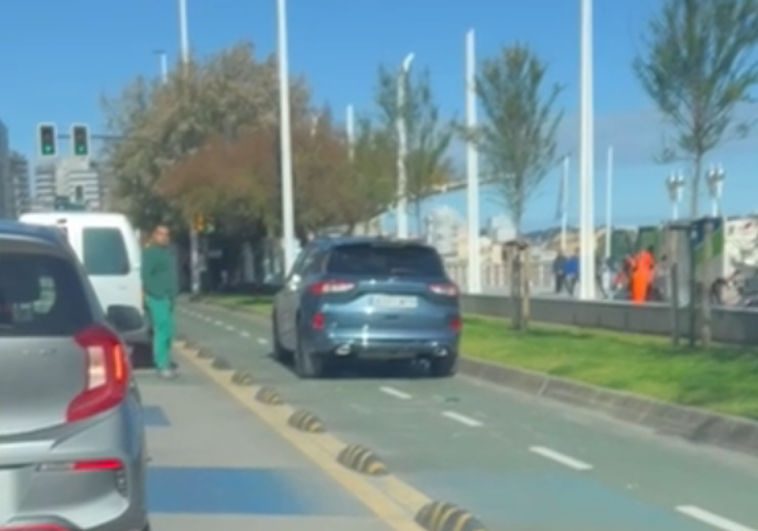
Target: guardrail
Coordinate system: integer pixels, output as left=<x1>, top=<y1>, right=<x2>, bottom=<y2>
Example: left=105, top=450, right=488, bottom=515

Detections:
left=460, top=294, right=758, bottom=346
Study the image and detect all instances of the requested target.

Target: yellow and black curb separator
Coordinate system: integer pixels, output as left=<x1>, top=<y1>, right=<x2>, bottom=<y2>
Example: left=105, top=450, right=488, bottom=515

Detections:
left=197, top=348, right=214, bottom=359
left=415, top=501, right=487, bottom=531
left=255, top=386, right=284, bottom=405
left=336, top=444, right=388, bottom=476
left=287, top=410, right=325, bottom=433
left=211, top=356, right=232, bottom=370
left=230, top=370, right=255, bottom=386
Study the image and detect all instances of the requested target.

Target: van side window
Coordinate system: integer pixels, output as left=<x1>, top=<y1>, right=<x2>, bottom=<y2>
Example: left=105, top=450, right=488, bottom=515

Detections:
left=82, top=228, right=130, bottom=276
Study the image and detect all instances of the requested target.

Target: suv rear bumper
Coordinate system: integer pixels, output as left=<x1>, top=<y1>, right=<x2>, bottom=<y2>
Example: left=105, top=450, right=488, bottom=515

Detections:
left=303, top=329, right=460, bottom=361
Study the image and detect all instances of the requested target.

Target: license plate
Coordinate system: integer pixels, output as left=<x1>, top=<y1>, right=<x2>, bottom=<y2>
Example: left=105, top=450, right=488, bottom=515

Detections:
left=370, top=295, right=418, bottom=309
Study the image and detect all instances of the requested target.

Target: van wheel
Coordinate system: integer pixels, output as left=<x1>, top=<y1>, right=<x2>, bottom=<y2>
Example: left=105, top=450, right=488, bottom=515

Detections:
left=429, top=354, right=458, bottom=378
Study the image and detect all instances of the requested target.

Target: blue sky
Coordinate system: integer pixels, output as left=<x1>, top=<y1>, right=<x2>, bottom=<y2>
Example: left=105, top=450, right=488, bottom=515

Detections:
left=1, top=0, right=756, bottom=229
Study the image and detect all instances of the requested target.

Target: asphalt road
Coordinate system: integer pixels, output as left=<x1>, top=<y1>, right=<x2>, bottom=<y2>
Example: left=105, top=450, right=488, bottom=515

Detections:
left=176, top=302, right=758, bottom=531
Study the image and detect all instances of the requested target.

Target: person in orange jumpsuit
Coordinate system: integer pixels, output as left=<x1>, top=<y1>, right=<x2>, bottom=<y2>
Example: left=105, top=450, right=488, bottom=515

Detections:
left=631, top=246, right=654, bottom=303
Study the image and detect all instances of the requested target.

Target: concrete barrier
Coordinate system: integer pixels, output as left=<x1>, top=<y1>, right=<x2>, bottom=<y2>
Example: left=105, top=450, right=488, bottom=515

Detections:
left=461, top=294, right=758, bottom=345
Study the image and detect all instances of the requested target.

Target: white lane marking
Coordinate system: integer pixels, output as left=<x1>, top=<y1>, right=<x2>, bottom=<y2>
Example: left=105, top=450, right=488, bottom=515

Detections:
left=213, top=320, right=224, bottom=327
left=442, top=411, right=484, bottom=427
left=379, top=386, right=412, bottom=400
left=529, top=446, right=593, bottom=471
left=257, top=338, right=269, bottom=345
left=225, top=325, right=235, bottom=332
left=676, top=506, right=756, bottom=531
left=240, top=331, right=251, bottom=338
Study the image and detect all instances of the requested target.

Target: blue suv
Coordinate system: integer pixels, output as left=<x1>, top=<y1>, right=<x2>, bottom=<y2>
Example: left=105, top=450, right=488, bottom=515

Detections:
left=272, top=237, right=461, bottom=378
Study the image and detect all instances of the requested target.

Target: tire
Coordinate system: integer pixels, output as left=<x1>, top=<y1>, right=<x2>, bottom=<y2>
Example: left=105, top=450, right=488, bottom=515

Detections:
left=294, top=330, right=327, bottom=379
left=271, top=311, right=293, bottom=364
left=429, top=354, right=458, bottom=378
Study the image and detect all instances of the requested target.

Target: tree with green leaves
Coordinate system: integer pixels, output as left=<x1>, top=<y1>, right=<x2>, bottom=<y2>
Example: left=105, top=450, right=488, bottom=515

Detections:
left=472, top=44, right=564, bottom=235
left=634, top=0, right=758, bottom=218
left=374, top=65, right=454, bottom=232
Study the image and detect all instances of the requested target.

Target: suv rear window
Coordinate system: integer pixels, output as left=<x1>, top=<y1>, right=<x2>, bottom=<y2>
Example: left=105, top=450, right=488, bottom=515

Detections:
left=326, top=243, right=445, bottom=277
left=82, top=228, right=129, bottom=275
left=0, top=252, right=93, bottom=336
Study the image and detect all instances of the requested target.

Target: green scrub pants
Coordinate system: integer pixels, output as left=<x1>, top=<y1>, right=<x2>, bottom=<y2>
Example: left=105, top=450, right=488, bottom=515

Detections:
left=146, top=296, right=175, bottom=370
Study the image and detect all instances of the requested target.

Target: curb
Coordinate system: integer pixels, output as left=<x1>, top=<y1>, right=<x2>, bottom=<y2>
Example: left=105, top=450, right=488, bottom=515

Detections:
left=287, top=410, right=325, bottom=433
left=336, top=444, right=388, bottom=476
left=231, top=370, right=255, bottom=386
left=196, top=348, right=214, bottom=359
left=211, top=356, right=232, bottom=370
left=415, top=501, right=486, bottom=531
left=458, top=357, right=758, bottom=458
left=255, top=386, right=284, bottom=405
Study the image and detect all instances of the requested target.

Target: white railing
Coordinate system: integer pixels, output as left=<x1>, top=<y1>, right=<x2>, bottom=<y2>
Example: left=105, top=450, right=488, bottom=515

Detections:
left=444, top=261, right=554, bottom=295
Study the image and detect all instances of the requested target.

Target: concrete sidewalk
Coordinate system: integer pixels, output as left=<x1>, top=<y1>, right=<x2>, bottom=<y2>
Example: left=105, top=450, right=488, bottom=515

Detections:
left=136, top=359, right=395, bottom=531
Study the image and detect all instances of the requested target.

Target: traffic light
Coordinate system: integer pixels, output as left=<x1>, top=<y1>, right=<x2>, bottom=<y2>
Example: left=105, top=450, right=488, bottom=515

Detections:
left=38, top=123, right=57, bottom=157
left=71, top=124, right=89, bottom=157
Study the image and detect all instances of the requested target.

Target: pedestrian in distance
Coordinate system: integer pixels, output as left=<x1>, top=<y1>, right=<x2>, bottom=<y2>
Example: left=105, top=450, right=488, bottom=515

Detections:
left=553, top=250, right=566, bottom=294
left=142, top=223, right=179, bottom=379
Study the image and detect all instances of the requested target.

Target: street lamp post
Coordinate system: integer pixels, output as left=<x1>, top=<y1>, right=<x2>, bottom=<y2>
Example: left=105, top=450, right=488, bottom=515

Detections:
left=154, top=49, right=169, bottom=84
left=666, top=171, right=685, bottom=220
left=465, top=29, right=481, bottom=294
left=706, top=165, right=725, bottom=217
left=346, top=104, right=355, bottom=160
left=578, top=0, right=596, bottom=300
left=276, top=0, right=297, bottom=274
left=396, top=53, right=414, bottom=239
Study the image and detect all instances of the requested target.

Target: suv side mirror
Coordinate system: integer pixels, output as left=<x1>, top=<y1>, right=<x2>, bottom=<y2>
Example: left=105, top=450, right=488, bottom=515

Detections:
left=107, top=304, right=145, bottom=333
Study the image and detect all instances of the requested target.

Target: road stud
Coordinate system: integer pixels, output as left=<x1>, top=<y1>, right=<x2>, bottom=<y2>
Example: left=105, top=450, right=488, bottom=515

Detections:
left=197, top=348, right=214, bottom=359
left=415, top=501, right=487, bottom=531
left=336, top=444, right=388, bottom=476
left=287, top=410, right=325, bottom=433
left=211, top=356, right=232, bottom=370
left=231, top=370, right=255, bottom=386
left=255, top=386, right=284, bottom=405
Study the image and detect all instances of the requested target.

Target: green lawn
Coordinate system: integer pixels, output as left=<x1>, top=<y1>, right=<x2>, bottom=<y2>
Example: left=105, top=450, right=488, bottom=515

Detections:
left=202, top=293, right=758, bottom=419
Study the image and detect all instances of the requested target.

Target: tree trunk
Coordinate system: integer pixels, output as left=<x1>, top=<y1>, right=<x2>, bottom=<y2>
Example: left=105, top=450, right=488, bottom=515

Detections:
left=521, top=249, right=531, bottom=330
left=700, top=219, right=712, bottom=347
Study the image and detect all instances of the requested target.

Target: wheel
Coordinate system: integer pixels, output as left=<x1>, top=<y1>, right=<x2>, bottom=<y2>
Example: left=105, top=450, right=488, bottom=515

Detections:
left=429, top=354, right=458, bottom=378
left=294, top=329, right=327, bottom=379
left=271, top=311, right=293, bottom=364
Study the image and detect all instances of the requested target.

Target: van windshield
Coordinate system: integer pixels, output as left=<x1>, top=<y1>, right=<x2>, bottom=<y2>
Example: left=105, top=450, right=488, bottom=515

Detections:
left=82, top=227, right=130, bottom=276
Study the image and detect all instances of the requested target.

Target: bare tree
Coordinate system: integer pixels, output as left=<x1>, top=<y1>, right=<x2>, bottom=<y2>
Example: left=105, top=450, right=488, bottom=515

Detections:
left=473, top=44, right=564, bottom=235
left=634, top=0, right=758, bottom=218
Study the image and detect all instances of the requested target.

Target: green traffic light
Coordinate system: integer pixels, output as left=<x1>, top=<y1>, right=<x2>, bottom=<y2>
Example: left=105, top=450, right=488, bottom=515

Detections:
left=43, top=145, right=53, bottom=154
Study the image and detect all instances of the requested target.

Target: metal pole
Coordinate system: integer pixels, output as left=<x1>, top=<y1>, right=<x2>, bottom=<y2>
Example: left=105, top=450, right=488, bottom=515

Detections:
left=604, top=145, right=613, bottom=260
left=277, top=0, right=297, bottom=273
left=396, top=53, right=414, bottom=239
left=578, top=0, right=596, bottom=299
left=346, top=104, right=355, bottom=160
left=465, top=29, right=481, bottom=293
left=561, top=155, right=569, bottom=252
left=177, top=0, right=201, bottom=296
left=154, top=50, right=169, bottom=84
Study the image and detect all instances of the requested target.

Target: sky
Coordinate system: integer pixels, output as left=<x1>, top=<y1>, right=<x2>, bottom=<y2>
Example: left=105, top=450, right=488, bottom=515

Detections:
left=1, top=0, right=756, bottom=230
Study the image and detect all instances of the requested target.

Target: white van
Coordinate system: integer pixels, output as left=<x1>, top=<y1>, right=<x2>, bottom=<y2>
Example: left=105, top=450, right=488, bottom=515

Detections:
left=19, top=212, right=149, bottom=349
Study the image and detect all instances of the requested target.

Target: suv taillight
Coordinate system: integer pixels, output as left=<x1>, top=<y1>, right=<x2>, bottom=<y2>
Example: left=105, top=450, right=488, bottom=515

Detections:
left=66, top=324, right=128, bottom=423
left=429, top=283, right=458, bottom=296
left=310, top=280, right=355, bottom=295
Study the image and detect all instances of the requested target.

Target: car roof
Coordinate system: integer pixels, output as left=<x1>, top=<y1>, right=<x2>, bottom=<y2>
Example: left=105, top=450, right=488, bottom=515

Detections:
left=311, top=236, right=432, bottom=249
left=20, top=211, right=132, bottom=224
left=0, top=220, right=67, bottom=248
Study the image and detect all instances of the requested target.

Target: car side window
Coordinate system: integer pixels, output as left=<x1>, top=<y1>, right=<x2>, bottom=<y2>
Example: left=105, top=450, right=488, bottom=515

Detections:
left=287, top=247, right=312, bottom=280
left=302, top=250, right=325, bottom=277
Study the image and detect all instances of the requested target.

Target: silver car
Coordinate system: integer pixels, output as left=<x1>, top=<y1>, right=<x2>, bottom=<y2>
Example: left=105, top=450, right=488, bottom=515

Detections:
left=273, top=237, right=461, bottom=378
left=0, top=221, right=149, bottom=531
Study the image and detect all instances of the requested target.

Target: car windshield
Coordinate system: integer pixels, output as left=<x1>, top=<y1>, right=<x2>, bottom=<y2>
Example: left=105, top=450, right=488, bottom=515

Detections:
left=326, top=243, right=445, bottom=277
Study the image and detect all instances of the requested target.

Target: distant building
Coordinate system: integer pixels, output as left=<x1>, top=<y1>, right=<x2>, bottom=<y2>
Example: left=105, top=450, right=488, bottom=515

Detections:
left=0, top=121, right=12, bottom=218
left=32, top=163, right=56, bottom=211
left=424, top=206, right=464, bottom=257
left=9, top=152, right=30, bottom=216
left=486, top=214, right=516, bottom=243
left=32, top=157, right=103, bottom=211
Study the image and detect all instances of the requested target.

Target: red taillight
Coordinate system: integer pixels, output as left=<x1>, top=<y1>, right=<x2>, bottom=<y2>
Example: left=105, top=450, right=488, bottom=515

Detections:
left=312, top=312, right=326, bottom=329
left=450, top=316, right=462, bottom=332
left=73, top=458, right=124, bottom=471
left=429, top=283, right=459, bottom=296
left=310, top=280, right=355, bottom=295
left=66, top=324, right=129, bottom=423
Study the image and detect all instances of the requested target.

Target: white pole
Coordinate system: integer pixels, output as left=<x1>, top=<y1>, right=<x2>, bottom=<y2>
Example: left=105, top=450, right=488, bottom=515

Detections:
left=155, top=50, right=169, bottom=84
left=396, top=53, right=414, bottom=239
left=465, top=29, right=481, bottom=294
left=578, top=0, right=596, bottom=300
left=177, top=0, right=201, bottom=295
left=604, top=145, right=613, bottom=259
left=277, top=0, right=297, bottom=273
left=561, top=155, right=569, bottom=252
left=346, top=104, right=355, bottom=160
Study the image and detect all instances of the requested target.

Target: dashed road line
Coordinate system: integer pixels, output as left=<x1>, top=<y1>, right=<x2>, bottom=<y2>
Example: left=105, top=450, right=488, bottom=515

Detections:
left=257, top=337, right=269, bottom=345
left=676, top=506, right=755, bottom=531
left=240, top=331, right=251, bottom=338
left=225, top=325, right=236, bottom=332
left=442, top=410, right=483, bottom=427
left=213, top=320, right=224, bottom=327
left=379, top=386, right=412, bottom=400
left=529, top=445, right=593, bottom=471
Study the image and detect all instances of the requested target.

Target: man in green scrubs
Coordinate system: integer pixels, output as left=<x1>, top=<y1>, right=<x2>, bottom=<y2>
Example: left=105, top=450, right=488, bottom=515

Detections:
left=142, top=223, right=179, bottom=378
